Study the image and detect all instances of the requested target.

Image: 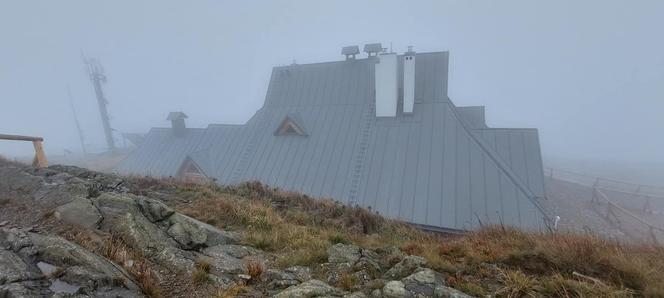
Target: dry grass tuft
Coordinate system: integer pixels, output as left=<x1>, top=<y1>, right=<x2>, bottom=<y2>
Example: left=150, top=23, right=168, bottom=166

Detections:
left=244, top=257, right=264, bottom=280
left=337, top=272, right=359, bottom=291
left=497, top=269, right=539, bottom=298
left=216, top=284, right=249, bottom=298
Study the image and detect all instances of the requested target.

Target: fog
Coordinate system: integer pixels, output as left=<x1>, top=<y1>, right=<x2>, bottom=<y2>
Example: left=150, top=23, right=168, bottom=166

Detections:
left=1, top=1, right=663, bottom=182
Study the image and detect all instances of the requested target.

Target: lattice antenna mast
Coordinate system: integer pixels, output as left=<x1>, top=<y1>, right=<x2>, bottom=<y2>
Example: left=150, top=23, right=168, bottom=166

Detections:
left=66, top=85, right=87, bottom=154
left=82, top=53, right=116, bottom=152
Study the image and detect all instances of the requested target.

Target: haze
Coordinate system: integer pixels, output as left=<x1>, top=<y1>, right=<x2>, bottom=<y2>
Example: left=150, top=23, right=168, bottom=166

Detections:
left=1, top=1, right=663, bottom=183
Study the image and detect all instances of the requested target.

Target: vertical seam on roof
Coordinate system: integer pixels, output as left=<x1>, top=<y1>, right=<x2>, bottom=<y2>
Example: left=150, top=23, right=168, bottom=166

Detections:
left=439, top=105, right=447, bottom=227
left=425, top=104, right=435, bottom=225
left=454, top=119, right=459, bottom=228
left=520, top=131, right=531, bottom=189
left=410, top=112, right=423, bottom=222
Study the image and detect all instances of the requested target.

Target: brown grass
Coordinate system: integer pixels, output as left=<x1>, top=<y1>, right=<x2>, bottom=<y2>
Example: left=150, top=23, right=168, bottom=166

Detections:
left=337, top=272, right=359, bottom=291
left=126, top=178, right=664, bottom=297
left=244, top=257, right=264, bottom=280
left=216, top=284, right=249, bottom=298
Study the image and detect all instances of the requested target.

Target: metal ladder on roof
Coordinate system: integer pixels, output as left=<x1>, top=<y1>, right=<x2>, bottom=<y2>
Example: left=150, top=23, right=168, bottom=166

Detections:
left=347, top=102, right=376, bottom=206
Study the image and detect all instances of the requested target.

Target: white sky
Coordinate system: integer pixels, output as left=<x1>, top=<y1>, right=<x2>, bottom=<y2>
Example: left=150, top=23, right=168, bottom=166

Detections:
left=1, top=0, right=663, bottom=167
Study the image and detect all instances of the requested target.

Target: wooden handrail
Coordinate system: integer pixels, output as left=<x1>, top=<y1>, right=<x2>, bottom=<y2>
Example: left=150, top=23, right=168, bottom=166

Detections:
left=0, top=133, right=48, bottom=168
left=594, top=188, right=664, bottom=233
left=0, top=134, right=44, bottom=142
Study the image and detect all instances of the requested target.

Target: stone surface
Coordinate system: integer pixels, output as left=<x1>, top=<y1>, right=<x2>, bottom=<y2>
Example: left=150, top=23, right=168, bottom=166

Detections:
left=327, top=243, right=362, bottom=264
left=382, top=280, right=406, bottom=298
left=433, top=285, right=474, bottom=298
left=344, top=291, right=368, bottom=298
left=0, top=249, right=40, bottom=284
left=0, top=228, right=144, bottom=297
left=402, top=268, right=443, bottom=296
left=135, top=196, right=174, bottom=222
left=383, top=255, right=427, bottom=280
left=54, top=197, right=102, bottom=229
left=274, top=279, right=346, bottom=298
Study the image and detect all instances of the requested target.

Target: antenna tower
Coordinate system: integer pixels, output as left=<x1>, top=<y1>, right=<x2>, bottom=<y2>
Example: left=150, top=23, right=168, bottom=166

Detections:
left=82, top=53, right=116, bottom=152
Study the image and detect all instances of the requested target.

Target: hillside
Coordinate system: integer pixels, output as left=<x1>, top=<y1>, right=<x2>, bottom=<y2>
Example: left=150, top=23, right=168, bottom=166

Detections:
left=1, top=159, right=663, bottom=297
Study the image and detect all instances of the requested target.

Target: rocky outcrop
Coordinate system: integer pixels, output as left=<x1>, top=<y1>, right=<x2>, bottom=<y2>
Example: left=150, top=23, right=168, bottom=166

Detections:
left=0, top=164, right=478, bottom=298
left=0, top=227, right=143, bottom=297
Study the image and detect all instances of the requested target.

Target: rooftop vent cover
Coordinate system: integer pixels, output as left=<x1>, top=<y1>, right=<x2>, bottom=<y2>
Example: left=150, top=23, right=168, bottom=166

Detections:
left=341, top=46, right=360, bottom=60
left=364, top=43, right=383, bottom=56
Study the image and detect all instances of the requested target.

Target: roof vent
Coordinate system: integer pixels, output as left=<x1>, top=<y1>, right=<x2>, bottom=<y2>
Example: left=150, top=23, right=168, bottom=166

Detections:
left=167, top=112, right=188, bottom=137
left=341, top=46, right=360, bottom=60
left=364, top=43, right=383, bottom=57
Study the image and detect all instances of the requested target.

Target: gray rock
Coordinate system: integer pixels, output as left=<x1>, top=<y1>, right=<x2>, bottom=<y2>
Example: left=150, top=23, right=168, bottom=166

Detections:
left=264, top=266, right=312, bottom=290
left=54, top=197, right=102, bottom=229
left=184, top=215, right=240, bottom=246
left=327, top=243, right=362, bottom=264
left=207, top=244, right=260, bottom=259
left=344, top=291, right=367, bottom=298
left=383, top=255, right=427, bottom=280
left=353, top=256, right=382, bottom=278
left=0, top=249, right=41, bottom=284
left=274, top=279, right=346, bottom=298
left=261, top=269, right=300, bottom=290
left=434, top=285, right=474, bottom=298
left=0, top=228, right=144, bottom=297
left=201, top=247, right=246, bottom=274
left=402, top=268, right=443, bottom=296
left=383, top=280, right=406, bottom=298
left=135, top=196, right=174, bottom=222
left=284, top=266, right=312, bottom=282
left=371, top=289, right=382, bottom=298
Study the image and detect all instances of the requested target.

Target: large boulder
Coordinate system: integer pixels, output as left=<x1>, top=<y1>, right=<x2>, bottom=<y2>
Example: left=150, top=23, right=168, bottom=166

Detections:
left=327, top=243, right=362, bottom=264
left=274, top=279, right=346, bottom=298
left=401, top=268, right=444, bottom=296
left=135, top=196, right=174, bottom=222
left=382, top=280, right=406, bottom=298
left=383, top=255, right=427, bottom=280
left=166, top=214, right=208, bottom=250
left=54, top=197, right=102, bottom=229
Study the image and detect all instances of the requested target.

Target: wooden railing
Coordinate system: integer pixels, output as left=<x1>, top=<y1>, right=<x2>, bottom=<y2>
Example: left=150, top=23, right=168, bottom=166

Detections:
left=0, top=134, right=48, bottom=168
left=545, top=166, right=664, bottom=243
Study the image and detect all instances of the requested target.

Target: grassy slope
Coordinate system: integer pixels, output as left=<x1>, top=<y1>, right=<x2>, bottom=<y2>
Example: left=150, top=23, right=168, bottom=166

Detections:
left=127, top=177, right=664, bottom=298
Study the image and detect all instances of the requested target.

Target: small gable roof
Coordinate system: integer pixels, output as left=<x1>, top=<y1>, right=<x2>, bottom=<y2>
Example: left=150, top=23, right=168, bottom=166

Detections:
left=274, top=113, right=308, bottom=136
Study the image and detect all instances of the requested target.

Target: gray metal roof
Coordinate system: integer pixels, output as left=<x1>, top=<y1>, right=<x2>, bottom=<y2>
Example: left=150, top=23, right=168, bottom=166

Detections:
left=116, top=51, right=550, bottom=231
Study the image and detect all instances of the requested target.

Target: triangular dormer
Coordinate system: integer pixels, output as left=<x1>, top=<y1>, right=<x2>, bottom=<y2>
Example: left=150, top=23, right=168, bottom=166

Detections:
left=274, top=115, right=307, bottom=136
left=177, top=157, right=208, bottom=183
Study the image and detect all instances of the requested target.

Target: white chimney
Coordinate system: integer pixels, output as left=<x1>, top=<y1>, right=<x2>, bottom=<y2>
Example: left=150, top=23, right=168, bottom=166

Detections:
left=403, top=48, right=416, bottom=113
left=375, top=53, right=398, bottom=117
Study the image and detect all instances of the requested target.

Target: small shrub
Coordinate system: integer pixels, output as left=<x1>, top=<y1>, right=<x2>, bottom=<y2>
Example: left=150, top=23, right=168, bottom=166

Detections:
left=0, top=198, right=11, bottom=206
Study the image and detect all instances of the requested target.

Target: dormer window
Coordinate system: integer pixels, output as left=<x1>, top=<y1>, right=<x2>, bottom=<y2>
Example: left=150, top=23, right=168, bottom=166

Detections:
left=275, top=115, right=307, bottom=136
